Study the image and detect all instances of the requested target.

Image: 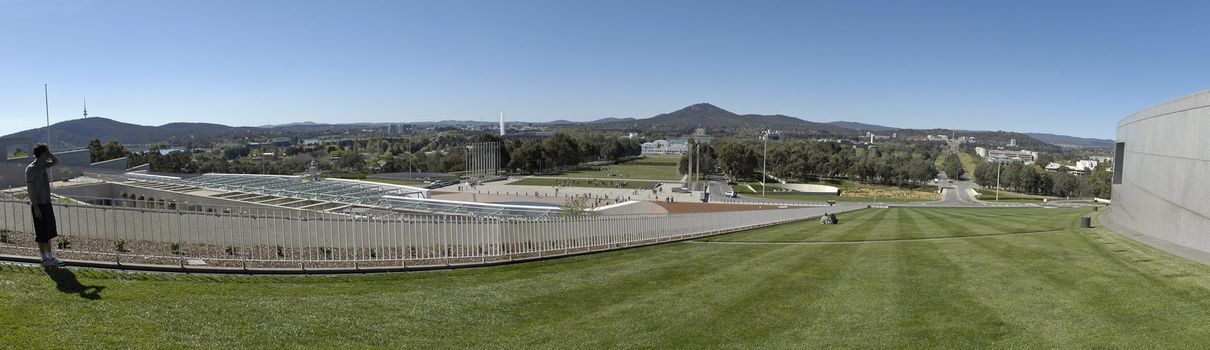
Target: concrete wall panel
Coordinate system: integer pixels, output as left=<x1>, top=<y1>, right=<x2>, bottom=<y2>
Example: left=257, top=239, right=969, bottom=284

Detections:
left=1111, top=89, right=1210, bottom=253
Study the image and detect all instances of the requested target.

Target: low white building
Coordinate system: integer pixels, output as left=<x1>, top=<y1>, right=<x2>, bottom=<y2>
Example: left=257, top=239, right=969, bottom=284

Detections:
left=1075, top=160, right=1099, bottom=171
left=641, top=140, right=689, bottom=155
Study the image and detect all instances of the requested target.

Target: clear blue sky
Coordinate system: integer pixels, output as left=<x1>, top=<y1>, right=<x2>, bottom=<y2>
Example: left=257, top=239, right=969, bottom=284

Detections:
left=3, top=0, right=1209, bottom=139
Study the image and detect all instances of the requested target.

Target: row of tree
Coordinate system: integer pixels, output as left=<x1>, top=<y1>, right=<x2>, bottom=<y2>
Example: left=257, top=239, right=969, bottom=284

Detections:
left=940, top=153, right=965, bottom=179
left=713, top=139, right=944, bottom=187
left=971, top=161, right=1113, bottom=198
left=131, top=132, right=643, bottom=175
left=86, top=139, right=130, bottom=163
left=506, top=133, right=643, bottom=174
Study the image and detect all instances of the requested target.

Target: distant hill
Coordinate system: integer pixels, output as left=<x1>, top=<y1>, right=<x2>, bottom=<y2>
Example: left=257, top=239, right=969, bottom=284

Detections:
left=0, top=107, right=1113, bottom=151
left=826, top=121, right=899, bottom=132
left=1024, top=133, right=1115, bottom=148
left=587, top=117, right=636, bottom=123
left=591, top=103, right=847, bottom=135
left=0, top=117, right=257, bottom=149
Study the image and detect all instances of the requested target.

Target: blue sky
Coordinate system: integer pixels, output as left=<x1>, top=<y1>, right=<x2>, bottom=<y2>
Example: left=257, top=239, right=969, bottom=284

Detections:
left=3, top=0, right=1209, bottom=139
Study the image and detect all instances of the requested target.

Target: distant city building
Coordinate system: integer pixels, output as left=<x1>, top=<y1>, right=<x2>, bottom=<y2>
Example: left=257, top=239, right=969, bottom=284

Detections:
left=865, top=132, right=891, bottom=143
left=926, top=134, right=949, bottom=141
left=1008, top=138, right=1018, bottom=147
left=246, top=137, right=293, bottom=148
left=641, top=139, right=689, bottom=155
left=975, top=147, right=1039, bottom=164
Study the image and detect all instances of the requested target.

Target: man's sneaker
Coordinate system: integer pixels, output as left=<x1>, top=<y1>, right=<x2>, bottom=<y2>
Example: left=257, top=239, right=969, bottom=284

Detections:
left=41, top=257, right=65, bottom=268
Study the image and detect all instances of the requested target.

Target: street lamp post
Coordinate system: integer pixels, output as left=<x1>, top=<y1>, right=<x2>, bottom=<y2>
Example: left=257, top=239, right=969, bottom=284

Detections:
left=687, top=142, right=693, bottom=191
left=995, top=161, right=1001, bottom=201
left=762, top=129, right=769, bottom=196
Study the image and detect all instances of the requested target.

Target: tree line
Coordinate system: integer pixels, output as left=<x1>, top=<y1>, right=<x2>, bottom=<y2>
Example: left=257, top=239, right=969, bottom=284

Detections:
left=120, top=132, right=641, bottom=176
left=972, top=161, right=1113, bottom=198
left=713, top=139, right=943, bottom=187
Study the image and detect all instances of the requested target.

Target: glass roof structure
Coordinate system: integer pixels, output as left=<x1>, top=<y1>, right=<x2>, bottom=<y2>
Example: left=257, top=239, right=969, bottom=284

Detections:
left=382, top=195, right=563, bottom=218
left=126, top=173, right=429, bottom=206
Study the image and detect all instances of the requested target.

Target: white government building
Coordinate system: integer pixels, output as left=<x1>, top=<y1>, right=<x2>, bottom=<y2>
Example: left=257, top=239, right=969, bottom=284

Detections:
left=975, top=147, right=1040, bottom=164
left=641, top=139, right=689, bottom=155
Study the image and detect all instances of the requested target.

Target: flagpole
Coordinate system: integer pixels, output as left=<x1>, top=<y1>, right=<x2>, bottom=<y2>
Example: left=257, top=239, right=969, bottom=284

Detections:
left=44, top=83, right=53, bottom=181
left=44, top=83, right=51, bottom=146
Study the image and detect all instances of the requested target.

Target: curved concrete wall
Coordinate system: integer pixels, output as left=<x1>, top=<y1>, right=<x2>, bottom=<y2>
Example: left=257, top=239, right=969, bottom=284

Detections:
left=1109, top=89, right=1210, bottom=252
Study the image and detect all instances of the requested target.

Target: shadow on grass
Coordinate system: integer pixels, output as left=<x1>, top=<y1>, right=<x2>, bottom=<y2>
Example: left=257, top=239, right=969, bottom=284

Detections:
left=44, top=267, right=104, bottom=300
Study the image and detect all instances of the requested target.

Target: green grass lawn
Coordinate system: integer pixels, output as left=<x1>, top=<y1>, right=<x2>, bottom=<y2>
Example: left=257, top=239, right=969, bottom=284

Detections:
left=700, top=207, right=1081, bottom=242
left=975, top=188, right=1052, bottom=202
left=736, top=181, right=938, bottom=202
left=548, top=156, right=682, bottom=180
left=7, top=207, right=1210, bottom=348
left=737, top=191, right=930, bottom=202
left=511, top=177, right=662, bottom=189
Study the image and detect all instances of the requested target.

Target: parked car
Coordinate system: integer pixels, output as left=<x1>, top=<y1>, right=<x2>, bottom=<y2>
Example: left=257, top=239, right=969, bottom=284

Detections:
left=724, top=191, right=737, bottom=198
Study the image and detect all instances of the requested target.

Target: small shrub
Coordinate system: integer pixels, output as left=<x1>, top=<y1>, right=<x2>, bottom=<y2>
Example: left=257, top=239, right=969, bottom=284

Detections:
left=170, top=242, right=181, bottom=255
left=57, top=237, right=72, bottom=250
left=322, top=247, right=332, bottom=259
left=0, top=229, right=10, bottom=244
left=276, top=245, right=284, bottom=258
left=369, top=249, right=377, bottom=259
left=114, top=240, right=127, bottom=253
left=225, top=246, right=236, bottom=256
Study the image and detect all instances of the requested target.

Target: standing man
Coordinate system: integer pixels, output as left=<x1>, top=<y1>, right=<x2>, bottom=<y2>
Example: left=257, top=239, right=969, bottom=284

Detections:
left=26, top=144, right=63, bottom=268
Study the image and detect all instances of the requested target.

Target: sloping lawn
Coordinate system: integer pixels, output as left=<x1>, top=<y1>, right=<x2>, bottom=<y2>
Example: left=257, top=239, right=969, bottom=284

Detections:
left=5, top=207, right=1210, bottom=348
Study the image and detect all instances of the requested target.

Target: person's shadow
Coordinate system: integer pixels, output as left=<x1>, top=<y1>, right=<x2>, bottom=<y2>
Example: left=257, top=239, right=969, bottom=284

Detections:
left=43, top=267, right=104, bottom=300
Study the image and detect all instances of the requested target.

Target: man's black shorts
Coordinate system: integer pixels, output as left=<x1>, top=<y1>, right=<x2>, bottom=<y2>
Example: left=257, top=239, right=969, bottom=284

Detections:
left=31, top=203, right=57, bottom=243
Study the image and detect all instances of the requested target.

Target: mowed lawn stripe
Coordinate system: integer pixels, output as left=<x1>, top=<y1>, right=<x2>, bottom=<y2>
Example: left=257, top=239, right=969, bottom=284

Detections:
left=787, top=242, right=902, bottom=347
left=951, top=231, right=1210, bottom=347
left=511, top=242, right=803, bottom=347
left=923, top=208, right=1058, bottom=234
left=897, top=208, right=928, bottom=240
left=891, top=240, right=1013, bottom=348
left=648, top=244, right=850, bottom=348
left=914, top=208, right=1017, bottom=237
left=960, top=208, right=1055, bottom=232
left=697, top=209, right=884, bottom=242
left=698, top=207, right=1089, bottom=243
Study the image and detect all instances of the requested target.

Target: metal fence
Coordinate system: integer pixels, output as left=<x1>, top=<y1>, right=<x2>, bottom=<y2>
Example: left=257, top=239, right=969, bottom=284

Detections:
left=0, top=198, right=859, bottom=272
